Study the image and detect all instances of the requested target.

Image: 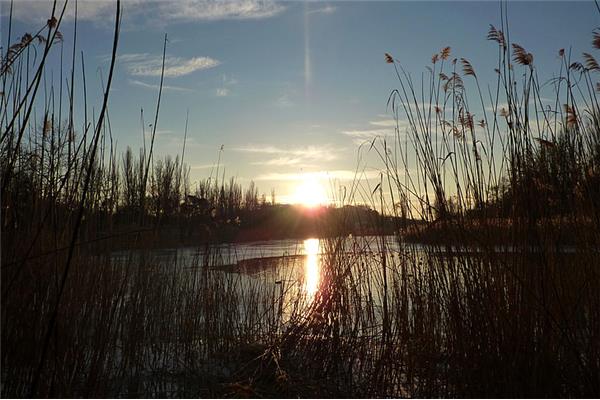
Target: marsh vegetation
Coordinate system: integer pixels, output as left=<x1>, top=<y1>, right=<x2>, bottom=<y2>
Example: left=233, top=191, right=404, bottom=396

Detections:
left=1, top=1, right=599, bottom=397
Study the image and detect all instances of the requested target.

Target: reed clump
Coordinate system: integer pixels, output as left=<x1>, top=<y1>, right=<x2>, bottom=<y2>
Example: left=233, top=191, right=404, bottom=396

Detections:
left=290, top=7, right=600, bottom=396
left=251, top=7, right=600, bottom=397
left=2, top=1, right=599, bottom=398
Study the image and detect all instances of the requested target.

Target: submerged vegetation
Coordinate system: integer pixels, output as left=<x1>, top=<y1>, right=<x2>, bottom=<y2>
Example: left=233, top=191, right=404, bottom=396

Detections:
left=2, top=1, right=600, bottom=397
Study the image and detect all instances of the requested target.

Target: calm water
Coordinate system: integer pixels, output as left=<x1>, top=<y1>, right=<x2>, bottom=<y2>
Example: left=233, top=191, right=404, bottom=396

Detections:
left=111, top=235, right=574, bottom=311
left=111, top=235, right=405, bottom=305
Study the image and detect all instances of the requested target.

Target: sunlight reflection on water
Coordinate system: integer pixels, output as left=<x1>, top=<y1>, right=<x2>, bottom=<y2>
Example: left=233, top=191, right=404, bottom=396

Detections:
left=303, top=238, right=320, bottom=299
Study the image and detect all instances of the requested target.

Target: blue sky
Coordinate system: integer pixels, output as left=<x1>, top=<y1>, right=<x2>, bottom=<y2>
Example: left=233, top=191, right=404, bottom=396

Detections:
left=2, top=1, right=598, bottom=203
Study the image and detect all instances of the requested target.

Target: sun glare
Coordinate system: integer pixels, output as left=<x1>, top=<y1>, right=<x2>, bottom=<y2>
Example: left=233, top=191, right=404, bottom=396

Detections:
left=303, top=238, right=320, bottom=298
left=292, top=176, right=328, bottom=207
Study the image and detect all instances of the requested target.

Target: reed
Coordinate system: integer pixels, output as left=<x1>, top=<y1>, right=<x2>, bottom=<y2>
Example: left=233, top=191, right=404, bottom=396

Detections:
left=2, top=1, right=599, bottom=397
left=283, top=4, right=600, bottom=396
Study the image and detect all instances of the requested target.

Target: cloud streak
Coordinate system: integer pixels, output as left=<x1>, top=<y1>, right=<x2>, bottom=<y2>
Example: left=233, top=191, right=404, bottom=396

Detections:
left=190, top=163, right=223, bottom=170
left=215, top=74, right=237, bottom=97
left=342, top=118, right=411, bottom=145
left=342, top=128, right=393, bottom=139
left=233, top=145, right=339, bottom=162
left=159, top=0, right=285, bottom=22
left=129, top=79, right=195, bottom=92
left=251, top=157, right=304, bottom=166
left=369, top=119, right=397, bottom=127
left=275, top=94, right=294, bottom=108
left=255, top=170, right=380, bottom=181
left=4, top=0, right=285, bottom=25
left=341, top=128, right=393, bottom=145
left=307, top=5, right=336, bottom=15
left=119, top=53, right=220, bottom=78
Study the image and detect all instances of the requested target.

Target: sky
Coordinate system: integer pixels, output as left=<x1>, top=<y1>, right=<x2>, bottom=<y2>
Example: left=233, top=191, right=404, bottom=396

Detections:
left=2, top=0, right=598, bottom=204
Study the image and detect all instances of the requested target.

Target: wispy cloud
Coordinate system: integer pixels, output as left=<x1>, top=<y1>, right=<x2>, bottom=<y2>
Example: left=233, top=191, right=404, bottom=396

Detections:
left=129, top=79, right=195, bottom=92
left=342, top=118, right=410, bottom=145
left=234, top=145, right=339, bottom=162
left=221, top=75, right=238, bottom=86
left=143, top=129, right=175, bottom=140
left=255, top=170, right=380, bottom=181
left=308, top=5, right=336, bottom=15
left=119, top=53, right=219, bottom=78
left=485, top=97, right=554, bottom=113
left=160, top=0, right=285, bottom=22
left=369, top=119, right=397, bottom=127
left=215, top=74, right=237, bottom=97
left=2, top=1, right=115, bottom=24
left=341, top=128, right=393, bottom=145
left=190, top=163, right=222, bottom=170
left=4, top=1, right=285, bottom=25
left=251, top=157, right=303, bottom=166
left=275, top=94, right=294, bottom=108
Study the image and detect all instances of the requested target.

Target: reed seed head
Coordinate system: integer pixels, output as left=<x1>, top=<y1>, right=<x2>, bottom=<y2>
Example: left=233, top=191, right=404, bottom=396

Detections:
left=512, top=43, right=533, bottom=66
left=47, top=16, right=57, bottom=29
left=487, top=25, right=506, bottom=48
left=461, top=58, right=476, bottom=77
left=582, top=52, right=599, bottom=71
left=564, top=104, right=577, bottom=126
left=440, top=46, right=451, bottom=60
left=570, top=62, right=584, bottom=72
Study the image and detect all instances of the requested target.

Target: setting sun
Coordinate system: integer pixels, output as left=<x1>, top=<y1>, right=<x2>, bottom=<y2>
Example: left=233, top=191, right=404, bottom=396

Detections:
left=292, top=176, right=328, bottom=207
